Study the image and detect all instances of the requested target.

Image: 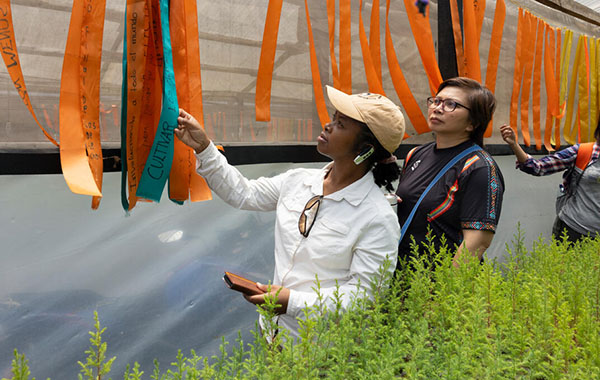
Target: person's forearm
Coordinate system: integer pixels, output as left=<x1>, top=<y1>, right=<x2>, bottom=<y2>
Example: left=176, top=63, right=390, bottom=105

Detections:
left=508, top=140, right=529, bottom=163
left=453, top=230, right=494, bottom=266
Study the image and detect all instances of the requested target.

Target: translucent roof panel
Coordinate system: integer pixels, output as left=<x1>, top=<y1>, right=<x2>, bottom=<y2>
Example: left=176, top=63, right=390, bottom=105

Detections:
left=0, top=0, right=598, bottom=149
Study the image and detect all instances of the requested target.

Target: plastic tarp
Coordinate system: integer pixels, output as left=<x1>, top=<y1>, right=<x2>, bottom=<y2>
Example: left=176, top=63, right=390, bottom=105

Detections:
left=1, top=156, right=562, bottom=378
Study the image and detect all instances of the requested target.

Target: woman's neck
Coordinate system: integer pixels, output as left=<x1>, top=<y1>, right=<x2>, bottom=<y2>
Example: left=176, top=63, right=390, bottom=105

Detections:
left=435, top=134, right=470, bottom=149
left=323, top=159, right=368, bottom=195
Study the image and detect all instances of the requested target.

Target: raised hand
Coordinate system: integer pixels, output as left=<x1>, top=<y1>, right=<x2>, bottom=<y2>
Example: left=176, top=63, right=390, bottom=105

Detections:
left=500, top=123, right=528, bottom=163
left=174, top=108, right=210, bottom=153
left=500, top=124, right=517, bottom=146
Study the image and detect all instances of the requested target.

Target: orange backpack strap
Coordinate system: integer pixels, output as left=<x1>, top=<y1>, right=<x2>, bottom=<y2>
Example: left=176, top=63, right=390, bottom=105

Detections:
left=575, top=142, right=594, bottom=170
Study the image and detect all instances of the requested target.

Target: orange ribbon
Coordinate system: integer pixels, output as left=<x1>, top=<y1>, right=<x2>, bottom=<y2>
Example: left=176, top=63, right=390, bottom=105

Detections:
left=449, top=0, right=465, bottom=77
left=402, top=0, right=442, bottom=95
left=543, top=25, right=559, bottom=152
left=509, top=8, right=525, bottom=142
left=369, top=0, right=382, bottom=83
left=59, top=0, right=104, bottom=198
left=183, top=0, right=212, bottom=202
left=255, top=0, right=283, bottom=121
left=304, top=0, right=331, bottom=127
left=532, top=19, right=544, bottom=150
left=169, top=0, right=212, bottom=203
left=359, top=0, right=385, bottom=95
left=0, top=0, right=59, bottom=146
left=519, top=11, right=537, bottom=147
left=326, top=0, right=340, bottom=89
left=170, top=0, right=193, bottom=203
left=123, top=0, right=149, bottom=209
left=137, top=0, right=162, bottom=202
left=385, top=0, right=428, bottom=135
left=81, top=0, right=106, bottom=208
left=552, top=29, right=562, bottom=149
left=463, top=0, right=482, bottom=82
left=339, top=0, right=352, bottom=93
left=474, top=0, right=486, bottom=45
left=483, top=0, right=505, bottom=138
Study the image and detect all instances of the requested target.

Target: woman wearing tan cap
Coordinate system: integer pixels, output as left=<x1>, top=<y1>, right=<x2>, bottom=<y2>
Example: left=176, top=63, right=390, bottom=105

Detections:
left=396, top=77, right=505, bottom=268
left=175, top=85, right=405, bottom=340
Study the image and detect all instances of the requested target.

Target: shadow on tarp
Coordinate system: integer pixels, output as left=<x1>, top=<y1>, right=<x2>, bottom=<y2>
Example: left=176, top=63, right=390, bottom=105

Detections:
left=0, top=158, right=559, bottom=378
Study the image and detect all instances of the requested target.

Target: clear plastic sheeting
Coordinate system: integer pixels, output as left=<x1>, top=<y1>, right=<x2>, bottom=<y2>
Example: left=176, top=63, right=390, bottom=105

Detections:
left=0, top=0, right=598, bottom=148
left=1, top=157, right=562, bottom=378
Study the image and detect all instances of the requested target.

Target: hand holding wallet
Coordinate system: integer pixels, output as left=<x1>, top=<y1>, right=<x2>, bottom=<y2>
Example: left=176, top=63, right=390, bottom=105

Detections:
left=223, top=271, right=263, bottom=296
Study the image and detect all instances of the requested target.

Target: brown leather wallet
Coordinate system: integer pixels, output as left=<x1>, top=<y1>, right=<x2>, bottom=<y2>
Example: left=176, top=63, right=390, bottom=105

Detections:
left=223, top=271, right=263, bottom=296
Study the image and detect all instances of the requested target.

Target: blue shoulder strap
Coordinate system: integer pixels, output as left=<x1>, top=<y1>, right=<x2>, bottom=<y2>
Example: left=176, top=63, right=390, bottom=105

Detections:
left=399, top=144, right=482, bottom=244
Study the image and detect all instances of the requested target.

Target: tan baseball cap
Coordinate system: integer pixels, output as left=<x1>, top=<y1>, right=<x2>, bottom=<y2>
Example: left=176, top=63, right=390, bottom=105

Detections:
left=326, top=85, right=405, bottom=154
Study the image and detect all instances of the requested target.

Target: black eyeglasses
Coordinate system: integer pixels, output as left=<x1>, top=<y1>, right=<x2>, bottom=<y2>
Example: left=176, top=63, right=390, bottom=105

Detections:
left=427, top=96, right=471, bottom=112
left=298, top=195, right=323, bottom=237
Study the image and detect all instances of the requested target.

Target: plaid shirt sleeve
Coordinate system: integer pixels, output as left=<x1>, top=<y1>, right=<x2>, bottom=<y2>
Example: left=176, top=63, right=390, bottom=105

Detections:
left=516, top=145, right=579, bottom=176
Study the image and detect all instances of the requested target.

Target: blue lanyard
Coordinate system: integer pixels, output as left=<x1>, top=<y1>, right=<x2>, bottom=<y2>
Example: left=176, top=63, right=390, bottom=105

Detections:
left=399, top=144, right=482, bottom=244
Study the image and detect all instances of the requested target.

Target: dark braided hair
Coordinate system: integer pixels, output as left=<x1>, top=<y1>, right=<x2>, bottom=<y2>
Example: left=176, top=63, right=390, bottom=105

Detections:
left=353, top=122, right=400, bottom=192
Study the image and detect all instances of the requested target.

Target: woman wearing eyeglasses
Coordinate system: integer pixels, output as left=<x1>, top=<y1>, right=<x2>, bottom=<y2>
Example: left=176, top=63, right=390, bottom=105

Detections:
left=175, top=85, right=404, bottom=340
left=395, top=77, right=505, bottom=268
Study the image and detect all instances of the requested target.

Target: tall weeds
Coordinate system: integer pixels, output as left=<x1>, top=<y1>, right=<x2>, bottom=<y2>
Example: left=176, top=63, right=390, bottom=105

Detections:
left=3, top=233, right=600, bottom=380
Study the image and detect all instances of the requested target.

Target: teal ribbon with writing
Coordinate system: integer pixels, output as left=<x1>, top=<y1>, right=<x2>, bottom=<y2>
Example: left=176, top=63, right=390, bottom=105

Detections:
left=136, top=0, right=179, bottom=202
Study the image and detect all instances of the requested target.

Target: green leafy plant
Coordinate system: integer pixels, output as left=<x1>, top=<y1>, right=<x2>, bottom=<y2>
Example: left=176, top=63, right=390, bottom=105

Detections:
left=7, top=232, right=600, bottom=379
left=78, top=310, right=116, bottom=380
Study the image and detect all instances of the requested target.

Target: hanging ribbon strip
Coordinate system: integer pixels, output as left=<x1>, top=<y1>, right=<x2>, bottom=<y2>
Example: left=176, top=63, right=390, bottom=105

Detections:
left=554, top=29, right=573, bottom=146
left=462, top=0, right=482, bottom=82
left=0, top=0, right=59, bottom=146
left=449, top=0, right=465, bottom=77
left=563, top=35, right=585, bottom=145
left=509, top=8, right=525, bottom=142
left=590, top=38, right=599, bottom=136
left=518, top=11, right=537, bottom=147
left=402, top=0, right=442, bottom=95
left=184, top=0, right=213, bottom=202
left=543, top=25, right=559, bottom=152
left=552, top=29, right=562, bottom=148
left=136, top=0, right=179, bottom=202
left=326, top=0, right=340, bottom=89
left=369, top=0, right=382, bottom=83
left=81, top=0, right=106, bottom=209
left=483, top=0, right=505, bottom=138
left=385, top=0, right=428, bottom=135
left=121, top=0, right=149, bottom=210
left=359, top=0, right=385, bottom=95
left=577, top=37, right=590, bottom=142
left=255, top=0, right=283, bottom=121
left=339, top=0, right=352, bottom=93
left=58, top=0, right=104, bottom=198
left=304, top=0, right=331, bottom=127
left=169, top=0, right=212, bottom=203
left=170, top=0, right=190, bottom=204
left=474, top=0, right=486, bottom=46
left=137, top=0, right=163, bottom=204
left=531, top=20, right=544, bottom=150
